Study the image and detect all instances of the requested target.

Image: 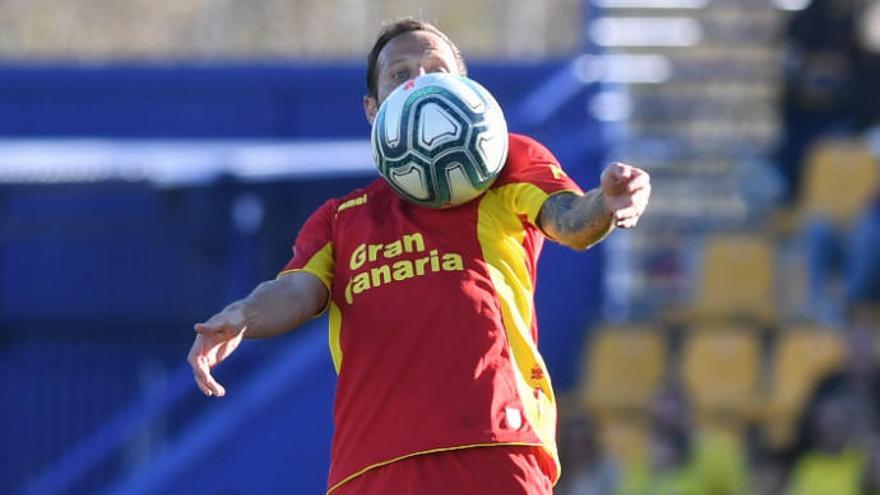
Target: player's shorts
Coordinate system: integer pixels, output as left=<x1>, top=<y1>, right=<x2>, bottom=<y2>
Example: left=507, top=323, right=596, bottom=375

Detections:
left=331, top=445, right=554, bottom=495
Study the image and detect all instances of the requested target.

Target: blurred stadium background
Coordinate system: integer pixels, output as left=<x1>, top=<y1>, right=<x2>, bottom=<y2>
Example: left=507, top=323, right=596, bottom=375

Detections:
left=2, top=0, right=879, bottom=494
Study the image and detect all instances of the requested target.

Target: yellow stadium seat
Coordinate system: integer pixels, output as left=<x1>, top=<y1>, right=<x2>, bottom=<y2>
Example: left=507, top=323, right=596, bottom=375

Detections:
left=681, top=325, right=762, bottom=420
left=764, top=326, right=845, bottom=447
left=799, top=137, right=879, bottom=226
left=583, top=327, right=666, bottom=415
left=689, top=235, right=776, bottom=323
left=597, top=418, right=648, bottom=466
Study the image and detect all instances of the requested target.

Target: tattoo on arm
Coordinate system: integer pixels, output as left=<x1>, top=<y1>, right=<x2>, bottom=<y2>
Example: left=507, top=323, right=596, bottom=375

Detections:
left=537, top=190, right=615, bottom=250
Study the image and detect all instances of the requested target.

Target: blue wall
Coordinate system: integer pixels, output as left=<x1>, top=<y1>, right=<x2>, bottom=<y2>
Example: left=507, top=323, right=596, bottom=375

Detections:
left=0, top=62, right=583, bottom=138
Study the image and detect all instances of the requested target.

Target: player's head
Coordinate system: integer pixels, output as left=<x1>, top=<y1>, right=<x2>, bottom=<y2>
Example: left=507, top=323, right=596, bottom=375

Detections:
left=364, top=19, right=467, bottom=124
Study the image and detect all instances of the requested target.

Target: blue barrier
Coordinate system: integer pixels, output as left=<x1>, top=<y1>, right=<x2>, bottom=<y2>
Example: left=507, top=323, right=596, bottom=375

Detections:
left=102, top=323, right=334, bottom=495
left=0, top=62, right=575, bottom=139
left=22, top=363, right=195, bottom=495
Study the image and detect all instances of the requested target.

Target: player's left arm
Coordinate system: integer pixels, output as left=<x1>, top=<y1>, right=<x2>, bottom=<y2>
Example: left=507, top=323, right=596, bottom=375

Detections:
left=538, top=162, right=651, bottom=250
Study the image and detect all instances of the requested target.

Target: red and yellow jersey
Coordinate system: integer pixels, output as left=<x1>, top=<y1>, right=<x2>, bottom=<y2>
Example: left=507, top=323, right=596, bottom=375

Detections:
left=280, top=133, right=584, bottom=493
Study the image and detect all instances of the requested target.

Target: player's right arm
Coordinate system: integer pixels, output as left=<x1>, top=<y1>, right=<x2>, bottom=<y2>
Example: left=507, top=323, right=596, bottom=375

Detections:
left=187, top=272, right=328, bottom=397
left=188, top=198, right=337, bottom=398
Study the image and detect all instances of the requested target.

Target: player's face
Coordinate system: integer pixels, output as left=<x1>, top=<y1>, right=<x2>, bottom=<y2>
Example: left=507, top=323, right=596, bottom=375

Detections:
left=364, top=30, right=461, bottom=124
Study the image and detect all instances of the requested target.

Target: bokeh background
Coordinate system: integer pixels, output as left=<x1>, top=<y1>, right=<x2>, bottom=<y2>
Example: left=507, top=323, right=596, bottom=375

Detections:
left=2, top=1, right=879, bottom=494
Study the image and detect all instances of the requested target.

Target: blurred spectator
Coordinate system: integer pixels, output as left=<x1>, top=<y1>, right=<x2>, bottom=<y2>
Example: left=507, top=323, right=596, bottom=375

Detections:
left=785, top=391, right=866, bottom=495
left=775, top=0, right=860, bottom=203
left=781, top=0, right=880, bottom=325
left=618, top=384, right=748, bottom=495
left=863, top=438, right=880, bottom=494
left=774, top=0, right=880, bottom=203
left=805, top=192, right=880, bottom=325
left=752, top=451, right=788, bottom=495
left=557, top=413, right=619, bottom=495
left=785, top=313, right=880, bottom=494
left=854, top=0, right=880, bottom=130
left=793, top=312, right=880, bottom=452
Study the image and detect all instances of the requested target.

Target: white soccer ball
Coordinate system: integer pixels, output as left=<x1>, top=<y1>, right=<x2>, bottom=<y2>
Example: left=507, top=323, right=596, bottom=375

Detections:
left=370, top=73, right=508, bottom=209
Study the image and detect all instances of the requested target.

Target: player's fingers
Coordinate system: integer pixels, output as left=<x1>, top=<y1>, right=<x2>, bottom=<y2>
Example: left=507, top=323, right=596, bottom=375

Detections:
left=194, top=321, right=228, bottom=335
left=195, top=323, right=236, bottom=340
left=190, top=352, right=214, bottom=396
left=615, top=217, right=639, bottom=228
left=193, top=372, right=213, bottom=396
left=630, top=188, right=651, bottom=207
left=603, top=164, right=644, bottom=198
left=196, top=356, right=226, bottom=397
left=614, top=205, right=640, bottom=221
left=188, top=334, right=227, bottom=397
left=194, top=322, right=216, bottom=334
left=601, top=163, right=623, bottom=183
left=624, top=173, right=650, bottom=193
left=611, top=185, right=650, bottom=205
left=206, top=376, right=226, bottom=397
left=614, top=187, right=650, bottom=212
left=216, top=343, right=231, bottom=363
left=608, top=193, right=639, bottom=214
left=187, top=340, right=210, bottom=382
left=613, top=194, right=648, bottom=220
left=199, top=352, right=226, bottom=396
left=609, top=163, right=633, bottom=181
left=615, top=210, right=642, bottom=226
left=186, top=343, right=198, bottom=367
left=205, top=372, right=226, bottom=397
left=630, top=188, right=651, bottom=212
left=216, top=337, right=241, bottom=362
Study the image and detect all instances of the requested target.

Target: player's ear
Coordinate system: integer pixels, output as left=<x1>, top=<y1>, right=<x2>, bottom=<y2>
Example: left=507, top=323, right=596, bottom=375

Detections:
left=364, top=95, right=378, bottom=125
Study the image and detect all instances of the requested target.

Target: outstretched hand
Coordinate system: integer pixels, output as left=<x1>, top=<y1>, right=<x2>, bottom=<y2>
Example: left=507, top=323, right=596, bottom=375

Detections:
left=187, top=306, right=247, bottom=397
left=601, top=162, right=651, bottom=229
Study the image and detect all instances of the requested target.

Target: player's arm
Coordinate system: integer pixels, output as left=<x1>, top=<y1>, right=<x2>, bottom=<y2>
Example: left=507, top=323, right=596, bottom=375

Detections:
left=187, top=271, right=328, bottom=397
left=196, top=271, right=328, bottom=340
left=538, top=162, right=651, bottom=251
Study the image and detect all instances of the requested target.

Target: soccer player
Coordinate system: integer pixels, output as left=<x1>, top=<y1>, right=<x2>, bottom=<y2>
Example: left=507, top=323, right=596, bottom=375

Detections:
left=187, top=19, right=651, bottom=495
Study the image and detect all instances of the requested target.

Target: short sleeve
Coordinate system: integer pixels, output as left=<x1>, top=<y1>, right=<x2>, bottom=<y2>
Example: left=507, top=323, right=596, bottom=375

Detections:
left=278, top=199, right=336, bottom=290
left=493, top=134, right=584, bottom=225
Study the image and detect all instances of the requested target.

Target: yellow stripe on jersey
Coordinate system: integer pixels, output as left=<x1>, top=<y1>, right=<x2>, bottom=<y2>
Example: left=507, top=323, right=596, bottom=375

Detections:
left=476, top=183, right=560, bottom=481
left=277, top=241, right=334, bottom=319
left=491, top=181, right=556, bottom=226
left=277, top=242, right=340, bottom=367
left=277, top=241, right=335, bottom=291
left=328, top=302, right=343, bottom=373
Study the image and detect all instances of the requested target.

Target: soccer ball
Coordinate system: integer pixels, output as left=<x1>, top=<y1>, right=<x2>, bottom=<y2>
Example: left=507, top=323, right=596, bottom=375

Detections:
left=370, top=73, right=508, bottom=209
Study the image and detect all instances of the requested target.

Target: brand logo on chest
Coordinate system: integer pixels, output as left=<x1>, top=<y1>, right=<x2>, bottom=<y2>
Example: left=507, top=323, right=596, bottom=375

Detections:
left=344, top=232, right=464, bottom=304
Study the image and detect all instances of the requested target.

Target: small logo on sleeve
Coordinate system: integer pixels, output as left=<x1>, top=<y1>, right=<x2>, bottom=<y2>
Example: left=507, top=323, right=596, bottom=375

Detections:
left=337, top=194, right=368, bottom=213
left=548, top=164, right=567, bottom=180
